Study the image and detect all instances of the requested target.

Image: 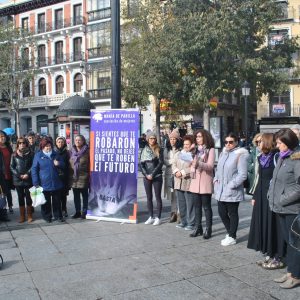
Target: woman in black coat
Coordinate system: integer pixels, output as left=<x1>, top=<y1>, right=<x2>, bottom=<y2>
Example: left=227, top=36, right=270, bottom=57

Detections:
left=247, top=133, right=285, bottom=269
left=10, top=138, right=34, bottom=223
left=55, top=137, right=70, bottom=217
left=0, top=151, right=9, bottom=222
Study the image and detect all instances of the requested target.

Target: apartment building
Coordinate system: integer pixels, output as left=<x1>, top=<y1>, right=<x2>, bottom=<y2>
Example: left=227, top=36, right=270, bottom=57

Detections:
left=257, top=0, right=300, bottom=125
left=0, top=0, right=112, bottom=137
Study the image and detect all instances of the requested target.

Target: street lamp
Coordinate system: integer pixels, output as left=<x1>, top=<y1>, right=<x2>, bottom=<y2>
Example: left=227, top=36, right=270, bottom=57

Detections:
left=241, top=81, right=251, bottom=145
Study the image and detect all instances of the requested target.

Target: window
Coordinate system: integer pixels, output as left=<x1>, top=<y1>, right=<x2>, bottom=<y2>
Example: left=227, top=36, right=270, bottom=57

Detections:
left=87, top=0, right=111, bottom=21
left=268, top=29, right=289, bottom=48
left=56, top=76, right=64, bottom=94
left=73, top=4, right=82, bottom=25
left=23, top=81, right=30, bottom=98
left=22, top=48, right=29, bottom=69
left=88, top=21, right=110, bottom=58
left=37, top=13, right=45, bottom=33
left=21, top=17, right=29, bottom=31
left=73, top=37, right=82, bottom=61
left=88, top=0, right=110, bottom=11
left=55, top=41, right=64, bottom=64
left=74, top=73, right=83, bottom=92
left=38, top=78, right=46, bottom=96
left=55, top=9, right=63, bottom=29
left=38, top=45, right=46, bottom=67
left=128, top=0, right=139, bottom=17
left=269, top=91, right=291, bottom=117
left=276, top=1, right=289, bottom=19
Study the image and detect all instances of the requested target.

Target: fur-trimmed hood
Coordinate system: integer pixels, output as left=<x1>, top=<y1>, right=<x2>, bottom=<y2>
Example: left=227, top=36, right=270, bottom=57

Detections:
left=291, top=151, right=300, bottom=160
left=222, top=146, right=249, bottom=155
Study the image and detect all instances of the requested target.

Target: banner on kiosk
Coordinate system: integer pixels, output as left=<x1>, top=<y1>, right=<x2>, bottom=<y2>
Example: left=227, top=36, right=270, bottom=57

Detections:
left=87, top=109, right=139, bottom=223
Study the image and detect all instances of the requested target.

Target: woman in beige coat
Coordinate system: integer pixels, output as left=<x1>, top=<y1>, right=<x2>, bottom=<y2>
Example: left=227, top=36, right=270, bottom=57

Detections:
left=173, top=135, right=195, bottom=230
left=189, top=129, right=215, bottom=239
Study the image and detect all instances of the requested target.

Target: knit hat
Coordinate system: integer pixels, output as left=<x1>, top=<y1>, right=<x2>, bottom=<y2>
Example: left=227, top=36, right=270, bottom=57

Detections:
left=291, top=124, right=300, bottom=131
left=146, top=131, right=157, bottom=140
left=56, top=136, right=66, bottom=144
left=169, top=129, right=180, bottom=140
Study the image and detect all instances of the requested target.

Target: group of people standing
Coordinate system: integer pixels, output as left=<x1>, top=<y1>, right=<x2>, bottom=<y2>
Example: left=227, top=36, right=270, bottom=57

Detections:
left=140, top=127, right=300, bottom=289
left=0, top=130, right=90, bottom=224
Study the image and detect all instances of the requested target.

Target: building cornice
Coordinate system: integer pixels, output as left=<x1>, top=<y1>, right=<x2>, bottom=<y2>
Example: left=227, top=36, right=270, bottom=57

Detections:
left=0, top=0, right=67, bottom=16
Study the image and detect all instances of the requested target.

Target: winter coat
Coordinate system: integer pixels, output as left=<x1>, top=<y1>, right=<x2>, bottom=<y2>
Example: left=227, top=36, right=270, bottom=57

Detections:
left=140, top=146, right=164, bottom=179
left=0, top=151, right=5, bottom=193
left=69, top=149, right=90, bottom=189
left=189, top=148, right=215, bottom=195
left=31, top=150, right=65, bottom=191
left=10, top=150, right=33, bottom=187
left=55, top=147, right=70, bottom=190
left=214, top=147, right=249, bottom=202
left=164, top=147, right=180, bottom=195
left=268, top=151, right=300, bottom=215
left=248, top=146, right=259, bottom=193
left=172, top=150, right=193, bottom=191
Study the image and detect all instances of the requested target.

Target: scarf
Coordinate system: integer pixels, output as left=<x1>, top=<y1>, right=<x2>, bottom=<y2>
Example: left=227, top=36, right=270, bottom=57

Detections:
left=179, top=150, right=193, bottom=162
left=42, top=150, right=52, bottom=158
left=259, top=152, right=273, bottom=169
left=140, top=146, right=156, bottom=162
left=70, top=144, right=88, bottom=179
left=279, top=149, right=293, bottom=159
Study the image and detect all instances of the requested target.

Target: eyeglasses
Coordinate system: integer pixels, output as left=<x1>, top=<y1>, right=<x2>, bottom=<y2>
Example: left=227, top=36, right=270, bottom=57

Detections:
left=256, top=140, right=262, bottom=144
left=18, top=142, right=26, bottom=144
left=149, top=137, right=156, bottom=140
left=224, top=140, right=234, bottom=145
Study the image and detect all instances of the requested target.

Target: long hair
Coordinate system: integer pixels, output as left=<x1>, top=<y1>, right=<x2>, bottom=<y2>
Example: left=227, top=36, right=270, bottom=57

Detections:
left=260, top=133, right=275, bottom=154
left=193, top=129, right=215, bottom=148
left=275, top=128, right=299, bottom=150
left=0, top=130, right=13, bottom=153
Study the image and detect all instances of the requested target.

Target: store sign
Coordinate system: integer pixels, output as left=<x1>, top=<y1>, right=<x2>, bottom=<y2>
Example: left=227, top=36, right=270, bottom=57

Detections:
left=272, top=104, right=286, bottom=114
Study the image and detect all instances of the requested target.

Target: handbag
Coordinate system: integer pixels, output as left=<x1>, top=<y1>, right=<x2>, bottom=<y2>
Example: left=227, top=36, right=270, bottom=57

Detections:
left=29, top=186, right=47, bottom=207
left=290, top=213, right=300, bottom=251
left=0, top=186, right=6, bottom=209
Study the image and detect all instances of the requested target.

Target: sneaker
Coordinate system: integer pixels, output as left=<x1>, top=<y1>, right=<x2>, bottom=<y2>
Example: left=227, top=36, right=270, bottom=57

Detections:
left=153, top=217, right=161, bottom=226
left=145, top=216, right=154, bottom=225
left=220, top=234, right=229, bottom=245
left=184, top=225, right=194, bottom=231
left=221, top=236, right=236, bottom=246
left=176, top=223, right=186, bottom=229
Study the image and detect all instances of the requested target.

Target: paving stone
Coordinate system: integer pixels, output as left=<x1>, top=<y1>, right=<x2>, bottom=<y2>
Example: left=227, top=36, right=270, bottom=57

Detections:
left=0, top=247, right=27, bottom=275
left=10, top=227, right=44, bottom=238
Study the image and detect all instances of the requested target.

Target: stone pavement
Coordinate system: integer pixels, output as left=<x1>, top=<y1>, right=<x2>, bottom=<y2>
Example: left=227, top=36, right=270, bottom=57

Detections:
left=0, top=176, right=300, bottom=300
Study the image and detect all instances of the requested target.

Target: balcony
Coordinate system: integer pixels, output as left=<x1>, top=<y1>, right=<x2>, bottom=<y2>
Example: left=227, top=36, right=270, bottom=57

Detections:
left=258, top=104, right=300, bottom=118
left=275, top=6, right=295, bottom=21
left=22, top=92, right=84, bottom=109
left=87, top=7, right=111, bottom=22
left=87, top=88, right=111, bottom=100
left=87, top=47, right=111, bottom=59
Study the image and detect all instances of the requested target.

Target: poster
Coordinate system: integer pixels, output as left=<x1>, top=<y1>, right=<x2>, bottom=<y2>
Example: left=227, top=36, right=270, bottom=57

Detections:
left=87, top=109, right=139, bottom=223
left=210, top=117, right=222, bottom=149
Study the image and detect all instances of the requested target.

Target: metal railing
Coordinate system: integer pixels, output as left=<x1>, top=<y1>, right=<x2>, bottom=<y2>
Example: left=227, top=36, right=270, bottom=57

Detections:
left=87, top=88, right=111, bottom=100
left=87, top=47, right=111, bottom=59
left=258, top=104, right=300, bottom=118
left=87, top=7, right=111, bottom=22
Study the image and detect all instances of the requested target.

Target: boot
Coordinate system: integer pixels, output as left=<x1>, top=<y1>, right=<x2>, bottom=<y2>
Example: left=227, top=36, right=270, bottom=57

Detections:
left=169, top=212, right=177, bottom=223
left=19, top=206, right=25, bottom=223
left=203, top=227, right=212, bottom=239
left=177, top=213, right=181, bottom=224
left=190, top=226, right=203, bottom=237
left=27, top=206, right=33, bottom=223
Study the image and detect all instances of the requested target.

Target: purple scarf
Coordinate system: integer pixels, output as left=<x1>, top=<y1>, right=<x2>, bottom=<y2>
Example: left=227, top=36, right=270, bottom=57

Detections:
left=259, top=152, right=273, bottom=168
left=70, top=144, right=88, bottom=179
left=279, top=149, right=293, bottom=159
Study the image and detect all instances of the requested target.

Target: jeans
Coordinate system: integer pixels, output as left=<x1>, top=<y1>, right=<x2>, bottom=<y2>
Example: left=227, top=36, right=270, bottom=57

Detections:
left=4, top=179, right=13, bottom=208
left=15, top=186, right=32, bottom=207
left=73, top=188, right=89, bottom=213
left=143, top=176, right=163, bottom=218
left=192, top=193, right=212, bottom=230
left=278, top=214, right=300, bottom=278
left=218, top=201, right=240, bottom=239
left=177, top=190, right=194, bottom=226
left=42, top=190, right=62, bottom=220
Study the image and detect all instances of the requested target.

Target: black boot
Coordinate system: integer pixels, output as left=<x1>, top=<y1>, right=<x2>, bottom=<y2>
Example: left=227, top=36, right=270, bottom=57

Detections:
left=203, top=227, right=212, bottom=239
left=169, top=212, right=177, bottom=223
left=190, top=226, right=203, bottom=237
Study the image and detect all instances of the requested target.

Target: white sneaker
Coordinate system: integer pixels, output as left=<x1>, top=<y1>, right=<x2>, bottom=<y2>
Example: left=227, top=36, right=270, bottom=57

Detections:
left=145, top=216, right=154, bottom=225
left=221, top=236, right=236, bottom=246
left=153, top=217, right=161, bottom=226
left=220, top=234, right=229, bottom=245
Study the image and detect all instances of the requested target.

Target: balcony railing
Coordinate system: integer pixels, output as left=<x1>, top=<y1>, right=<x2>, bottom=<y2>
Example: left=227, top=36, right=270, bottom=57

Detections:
left=87, top=88, right=111, bottom=100
left=275, top=6, right=295, bottom=21
left=22, top=92, right=83, bottom=108
left=259, top=104, right=300, bottom=118
left=87, top=7, right=111, bottom=22
left=87, top=47, right=111, bottom=59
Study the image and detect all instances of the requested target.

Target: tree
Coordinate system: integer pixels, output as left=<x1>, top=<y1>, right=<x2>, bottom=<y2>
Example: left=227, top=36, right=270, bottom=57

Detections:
left=0, top=22, right=36, bottom=137
left=122, top=0, right=299, bottom=130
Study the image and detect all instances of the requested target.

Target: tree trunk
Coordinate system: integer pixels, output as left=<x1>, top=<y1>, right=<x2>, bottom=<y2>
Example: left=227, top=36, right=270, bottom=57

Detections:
left=15, top=109, right=21, bottom=138
left=203, top=107, right=210, bottom=130
left=155, top=97, right=161, bottom=145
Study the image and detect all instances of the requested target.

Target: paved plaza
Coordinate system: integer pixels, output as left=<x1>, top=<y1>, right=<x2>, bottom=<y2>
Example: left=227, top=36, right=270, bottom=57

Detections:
left=0, top=175, right=299, bottom=300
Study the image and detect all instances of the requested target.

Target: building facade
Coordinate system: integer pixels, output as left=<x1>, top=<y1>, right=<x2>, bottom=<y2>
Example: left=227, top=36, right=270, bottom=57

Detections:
left=0, top=0, right=113, bottom=137
left=257, top=0, right=300, bottom=126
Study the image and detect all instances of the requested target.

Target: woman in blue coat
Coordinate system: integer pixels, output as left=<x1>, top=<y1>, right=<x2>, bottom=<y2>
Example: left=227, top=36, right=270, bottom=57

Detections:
left=31, top=137, right=65, bottom=223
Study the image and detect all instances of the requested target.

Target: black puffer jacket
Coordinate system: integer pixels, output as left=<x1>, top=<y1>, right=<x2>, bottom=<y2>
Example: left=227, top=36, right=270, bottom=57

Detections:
left=140, top=146, right=164, bottom=179
left=10, top=150, right=34, bottom=187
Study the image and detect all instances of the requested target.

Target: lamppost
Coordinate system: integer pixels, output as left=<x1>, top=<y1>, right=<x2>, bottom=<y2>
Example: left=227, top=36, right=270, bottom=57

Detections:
left=241, top=81, right=251, bottom=145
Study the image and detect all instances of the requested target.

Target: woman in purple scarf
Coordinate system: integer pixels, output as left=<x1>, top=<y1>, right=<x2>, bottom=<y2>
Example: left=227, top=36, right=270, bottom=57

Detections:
left=69, top=135, right=90, bottom=219
left=247, top=133, right=285, bottom=270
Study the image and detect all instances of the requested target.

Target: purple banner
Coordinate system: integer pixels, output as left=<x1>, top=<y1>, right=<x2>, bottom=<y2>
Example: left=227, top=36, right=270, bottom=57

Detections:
left=87, top=109, right=139, bottom=223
